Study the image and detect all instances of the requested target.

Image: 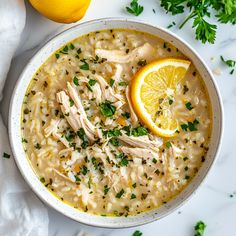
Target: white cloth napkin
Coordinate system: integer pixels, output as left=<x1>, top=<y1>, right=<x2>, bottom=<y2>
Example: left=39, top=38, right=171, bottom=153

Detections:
left=0, top=1, right=49, bottom=235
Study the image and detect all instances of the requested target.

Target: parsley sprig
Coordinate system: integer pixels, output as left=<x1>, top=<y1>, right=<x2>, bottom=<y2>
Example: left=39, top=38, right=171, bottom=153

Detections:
left=126, top=0, right=144, bottom=16
left=194, top=221, right=206, bottom=236
left=160, top=0, right=236, bottom=44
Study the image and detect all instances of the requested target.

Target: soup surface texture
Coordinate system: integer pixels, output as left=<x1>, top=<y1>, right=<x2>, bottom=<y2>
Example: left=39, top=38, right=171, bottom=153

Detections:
left=22, top=29, right=211, bottom=216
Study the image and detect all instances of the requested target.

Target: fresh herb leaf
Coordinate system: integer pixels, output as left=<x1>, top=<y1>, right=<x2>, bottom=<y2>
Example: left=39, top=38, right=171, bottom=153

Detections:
left=166, top=141, right=172, bottom=149
left=194, top=221, right=206, bottom=236
left=220, top=55, right=236, bottom=67
left=73, top=76, right=79, bottom=86
left=130, top=193, right=136, bottom=199
left=122, top=112, right=131, bottom=119
left=116, top=189, right=125, bottom=198
left=104, top=185, right=110, bottom=195
left=70, top=43, right=75, bottom=50
left=88, top=79, right=97, bottom=86
left=77, top=128, right=89, bottom=149
left=109, top=138, right=120, bottom=146
left=103, top=128, right=122, bottom=138
left=132, top=126, right=148, bottom=137
left=132, top=230, right=143, bottom=236
left=100, top=101, right=116, bottom=117
left=35, top=143, right=41, bottom=149
left=137, top=59, right=147, bottom=67
left=169, top=99, right=174, bottom=105
left=40, top=177, right=45, bottom=183
left=3, top=152, right=10, bottom=159
left=69, top=99, right=74, bottom=107
left=185, top=102, right=193, bottom=110
left=110, top=79, right=115, bottom=87
left=55, top=53, right=60, bottom=59
left=118, top=81, right=127, bottom=86
left=181, top=119, right=199, bottom=132
left=81, top=165, right=88, bottom=175
left=126, top=0, right=144, bottom=16
left=80, top=61, right=89, bottom=70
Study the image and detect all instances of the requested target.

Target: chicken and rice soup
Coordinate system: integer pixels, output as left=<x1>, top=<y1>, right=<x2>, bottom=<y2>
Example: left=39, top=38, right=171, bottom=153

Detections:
left=21, top=29, right=211, bottom=216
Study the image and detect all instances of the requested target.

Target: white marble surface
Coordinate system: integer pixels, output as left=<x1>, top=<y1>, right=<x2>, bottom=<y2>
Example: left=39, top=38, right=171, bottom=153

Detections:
left=1, top=0, right=236, bottom=235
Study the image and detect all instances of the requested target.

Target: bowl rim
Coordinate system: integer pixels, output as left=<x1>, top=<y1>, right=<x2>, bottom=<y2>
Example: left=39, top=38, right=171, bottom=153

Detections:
left=8, top=17, right=224, bottom=228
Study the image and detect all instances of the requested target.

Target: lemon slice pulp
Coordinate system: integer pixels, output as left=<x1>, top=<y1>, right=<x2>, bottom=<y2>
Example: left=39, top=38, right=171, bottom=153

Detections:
left=131, top=58, right=191, bottom=138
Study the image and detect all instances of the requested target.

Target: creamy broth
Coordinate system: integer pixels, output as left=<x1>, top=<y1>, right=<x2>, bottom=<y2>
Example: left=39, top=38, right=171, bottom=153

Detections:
left=21, top=29, right=211, bottom=216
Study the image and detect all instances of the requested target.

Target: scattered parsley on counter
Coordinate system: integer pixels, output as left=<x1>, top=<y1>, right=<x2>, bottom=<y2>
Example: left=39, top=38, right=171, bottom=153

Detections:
left=167, top=21, right=176, bottom=28
left=126, top=0, right=144, bottom=16
left=3, top=152, right=10, bottom=159
left=160, top=0, right=236, bottom=44
left=220, top=55, right=236, bottom=67
left=194, top=221, right=206, bottom=236
left=132, top=230, right=142, bottom=236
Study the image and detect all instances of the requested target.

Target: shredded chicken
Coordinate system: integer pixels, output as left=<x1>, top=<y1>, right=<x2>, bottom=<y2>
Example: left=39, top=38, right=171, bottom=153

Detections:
left=119, top=133, right=162, bottom=150
left=94, top=74, right=123, bottom=102
left=44, top=119, right=60, bottom=138
left=119, top=146, right=159, bottom=159
left=53, top=168, right=75, bottom=183
left=57, top=91, right=82, bottom=132
left=67, top=82, right=100, bottom=141
left=95, top=43, right=155, bottom=63
left=112, top=64, right=123, bottom=83
left=125, top=86, right=138, bottom=126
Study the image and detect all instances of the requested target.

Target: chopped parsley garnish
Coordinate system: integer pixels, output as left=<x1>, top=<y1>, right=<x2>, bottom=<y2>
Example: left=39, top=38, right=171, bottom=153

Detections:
left=60, top=45, right=69, bottom=54
left=91, top=157, right=98, bottom=170
left=141, top=193, right=148, bottom=200
left=137, top=59, right=147, bottom=67
left=88, top=79, right=97, bottom=86
left=220, top=55, right=236, bottom=67
left=3, top=152, right=10, bottom=159
left=122, top=112, right=131, bottom=119
left=69, top=99, right=74, bottom=107
left=109, top=138, right=120, bottom=147
left=126, top=0, right=144, bottom=16
left=152, top=158, right=157, bottom=164
left=194, top=221, right=206, bottom=236
left=104, top=185, right=110, bottom=195
left=166, top=141, right=172, bottom=149
left=73, top=76, right=79, bottom=86
left=81, top=165, right=88, bottom=175
left=118, top=81, right=127, bottom=86
left=40, top=177, right=45, bottom=183
left=55, top=53, right=60, bottom=59
left=77, top=128, right=89, bottom=149
left=185, top=102, right=194, bottom=110
left=110, top=79, right=115, bottom=87
left=103, top=128, right=121, bottom=138
left=167, top=21, right=176, bottom=28
left=22, top=138, right=28, bottom=143
left=116, top=189, right=125, bottom=198
left=69, top=43, right=75, bottom=50
left=130, top=193, right=136, bottom=199
left=80, top=61, right=89, bottom=70
left=75, top=175, right=81, bottom=182
left=119, top=155, right=129, bottom=166
left=34, top=143, right=42, bottom=149
left=169, top=99, right=174, bottom=105
left=132, top=183, right=137, bottom=188
left=183, top=85, right=189, bottom=94
left=132, top=126, right=148, bottom=137
left=100, top=101, right=116, bottom=117
left=132, top=231, right=142, bottom=236
left=181, top=119, right=199, bottom=132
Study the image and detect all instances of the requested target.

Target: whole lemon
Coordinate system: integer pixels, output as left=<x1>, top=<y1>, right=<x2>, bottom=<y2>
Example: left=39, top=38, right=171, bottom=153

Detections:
left=29, top=0, right=91, bottom=23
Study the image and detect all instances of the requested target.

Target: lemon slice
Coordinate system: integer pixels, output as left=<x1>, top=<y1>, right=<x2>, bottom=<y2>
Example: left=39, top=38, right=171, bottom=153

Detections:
left=131, top=58, right=191, bottom=138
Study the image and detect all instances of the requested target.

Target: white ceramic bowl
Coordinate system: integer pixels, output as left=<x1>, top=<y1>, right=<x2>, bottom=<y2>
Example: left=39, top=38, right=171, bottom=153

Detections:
left=9, top=18, right=223, bottom=228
